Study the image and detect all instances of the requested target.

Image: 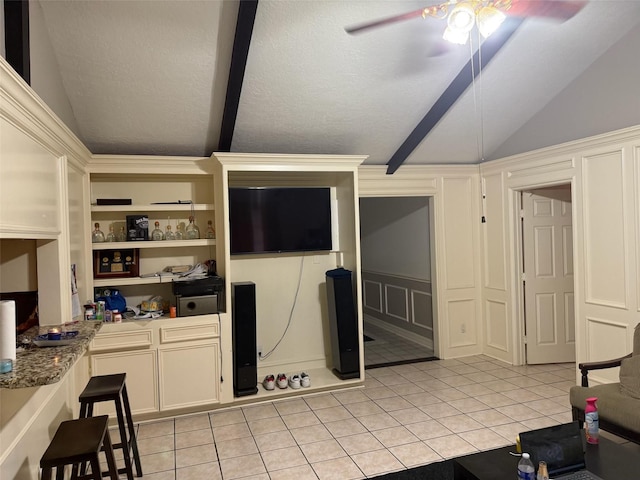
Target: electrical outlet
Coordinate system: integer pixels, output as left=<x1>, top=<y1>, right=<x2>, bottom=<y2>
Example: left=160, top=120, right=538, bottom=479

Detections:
left=460, top=323, right=466, bottom=334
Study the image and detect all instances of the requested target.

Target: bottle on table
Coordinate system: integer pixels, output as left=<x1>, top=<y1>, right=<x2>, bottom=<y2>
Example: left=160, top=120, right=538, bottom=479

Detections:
left=536, top=461, right=548, bottom=480
left=151, top=221, right=165, bottom=241
left=164, top=224, right=175, bottom=240
left=91, top=222, right=105, bottom=243
left=186, top=216, right=200, bottom=239
left=517, top=452, right=535, bottom=480
left=585, top=397, right=599, bottom=444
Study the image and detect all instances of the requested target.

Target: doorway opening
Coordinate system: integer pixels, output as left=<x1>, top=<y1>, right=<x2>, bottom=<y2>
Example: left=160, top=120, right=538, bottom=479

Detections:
left=518, top=184, right=576, bottom=365
left=359, top=196, right=437, bottom=368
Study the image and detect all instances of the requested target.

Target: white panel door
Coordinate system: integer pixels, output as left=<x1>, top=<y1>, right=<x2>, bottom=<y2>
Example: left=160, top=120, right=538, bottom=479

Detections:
left=523, top=189, right=575, bottom=364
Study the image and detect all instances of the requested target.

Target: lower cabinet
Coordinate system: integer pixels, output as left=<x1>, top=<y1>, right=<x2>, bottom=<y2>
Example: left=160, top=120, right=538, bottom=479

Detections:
left=88, top=316, right=221, bottom=417
left=90, top=349, right=159, bottom=416
left=158, top=340, right=220, bottom=410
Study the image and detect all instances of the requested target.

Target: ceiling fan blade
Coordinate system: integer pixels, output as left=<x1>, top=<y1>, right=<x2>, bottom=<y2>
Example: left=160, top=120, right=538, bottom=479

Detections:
left=345, top=7, right=431, bottom=34
left=506, top=0, right=587, bottom=20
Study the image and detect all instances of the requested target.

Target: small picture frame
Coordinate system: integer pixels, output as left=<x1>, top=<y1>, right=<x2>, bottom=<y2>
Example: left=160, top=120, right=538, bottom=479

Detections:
left=93, top=249, right=140, bottom=279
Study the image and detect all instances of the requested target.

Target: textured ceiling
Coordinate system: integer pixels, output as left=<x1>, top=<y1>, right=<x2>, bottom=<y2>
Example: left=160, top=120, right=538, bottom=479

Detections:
left=36, top=0, right=640, bottom=166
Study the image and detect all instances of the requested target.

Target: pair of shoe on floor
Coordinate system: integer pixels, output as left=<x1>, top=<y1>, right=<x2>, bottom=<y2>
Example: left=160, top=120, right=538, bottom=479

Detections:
left=262, top=372, right=310, bottom=390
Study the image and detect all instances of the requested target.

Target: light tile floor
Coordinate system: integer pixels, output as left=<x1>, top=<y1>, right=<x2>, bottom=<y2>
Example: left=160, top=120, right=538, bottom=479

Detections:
left=106, top=356, right=631, bottom=479
left=364, top=322, right=434, bottom=367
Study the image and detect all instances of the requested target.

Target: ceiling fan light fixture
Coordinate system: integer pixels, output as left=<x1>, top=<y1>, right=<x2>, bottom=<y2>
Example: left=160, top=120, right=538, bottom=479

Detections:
left=447, top=2, right=476, bottom=33
left=477, top=6, right=506, bottom=38
left=443, top=26, right=469, bottom=45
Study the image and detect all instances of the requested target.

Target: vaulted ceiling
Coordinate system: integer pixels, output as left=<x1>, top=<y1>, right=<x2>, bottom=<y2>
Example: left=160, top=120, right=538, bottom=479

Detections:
left=29, top=1, right=640, bottom=169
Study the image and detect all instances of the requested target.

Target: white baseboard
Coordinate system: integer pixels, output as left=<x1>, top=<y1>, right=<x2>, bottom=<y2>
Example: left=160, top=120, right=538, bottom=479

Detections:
left=364, top=315, right=434, bottom=351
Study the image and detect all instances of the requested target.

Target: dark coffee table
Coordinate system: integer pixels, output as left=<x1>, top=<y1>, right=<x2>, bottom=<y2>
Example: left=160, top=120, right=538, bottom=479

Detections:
left=453, top=435, right=640, bottom=479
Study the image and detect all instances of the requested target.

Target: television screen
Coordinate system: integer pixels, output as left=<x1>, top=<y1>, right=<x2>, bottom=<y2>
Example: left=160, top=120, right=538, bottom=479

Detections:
left=229, top=187, right=333, bottom=255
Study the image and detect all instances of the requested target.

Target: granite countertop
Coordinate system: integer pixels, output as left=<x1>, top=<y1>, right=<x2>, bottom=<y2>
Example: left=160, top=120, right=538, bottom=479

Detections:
left=0, top=321, right=102, bottom=389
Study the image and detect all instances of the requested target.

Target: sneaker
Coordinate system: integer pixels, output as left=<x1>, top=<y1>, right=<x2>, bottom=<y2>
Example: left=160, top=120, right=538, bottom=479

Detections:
left=289, top=374, right=301, bottom=389
left=276, top=373, right=288, bottom=389
left=262, top=374, right=275, bottom=391
left=300, top=372, right=310, bottom=388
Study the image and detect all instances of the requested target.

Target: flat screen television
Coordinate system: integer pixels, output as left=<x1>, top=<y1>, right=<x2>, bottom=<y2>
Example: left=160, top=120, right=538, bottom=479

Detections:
left=229, top=187, right=333, bottom=255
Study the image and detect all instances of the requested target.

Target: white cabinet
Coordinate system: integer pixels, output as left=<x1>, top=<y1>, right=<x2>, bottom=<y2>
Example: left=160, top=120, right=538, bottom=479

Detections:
left=158, top=341, right=220, bottom=410
left=89, top=316, right=220, bottom=415
left=158, top=320, right=221, bottom=410
left=90, top=349, right=159, bottom=416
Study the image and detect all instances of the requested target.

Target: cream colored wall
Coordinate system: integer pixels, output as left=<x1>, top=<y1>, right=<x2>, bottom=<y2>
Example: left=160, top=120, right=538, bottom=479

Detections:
left=358, top=166, right=482, bottom=360
left=1, top=57, right=91, bottom=479
left=0, top=240, right=37, bottom=291
left=480, top=126, right=640, bottom=378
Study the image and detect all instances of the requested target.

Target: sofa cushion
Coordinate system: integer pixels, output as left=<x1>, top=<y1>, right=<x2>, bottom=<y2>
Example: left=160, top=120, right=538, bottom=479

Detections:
left=620, top=355, right=640, bottom=399
left=570, top=383, right=640, bottom=435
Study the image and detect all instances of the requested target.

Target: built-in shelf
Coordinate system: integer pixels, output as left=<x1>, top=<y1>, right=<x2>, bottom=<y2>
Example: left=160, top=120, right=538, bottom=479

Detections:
left=91, top=203, right=214, bottom=212
left=93, top=275, right=185, bottom=287
left=92, top=239, right=215, bottom=250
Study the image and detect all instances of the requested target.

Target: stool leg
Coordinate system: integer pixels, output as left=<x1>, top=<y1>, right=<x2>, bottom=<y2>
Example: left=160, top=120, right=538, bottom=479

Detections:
left=89, top=455, right=102, bottom=480
left=115, top=398, right=135, bottom=480
left=121, top=384, right=143, bottom=477
left=103, top=430, right=119, bottom=480
left=41, top=467, right=53, bottom=480
left=55, top=466, right=65, bottom=480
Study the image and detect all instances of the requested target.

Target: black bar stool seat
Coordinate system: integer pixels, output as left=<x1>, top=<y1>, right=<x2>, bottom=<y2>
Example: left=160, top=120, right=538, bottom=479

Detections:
left=78, top=373, right=142, bottom=479
left=40, top=415, right=118, bottom=480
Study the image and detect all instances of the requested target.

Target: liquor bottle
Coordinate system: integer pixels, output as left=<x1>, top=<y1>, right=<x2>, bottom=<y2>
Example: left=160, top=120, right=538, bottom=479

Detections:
left=164, top=224, right=175, bottom=240
left=186, top=216, right=200, bottom=239
left=91, top=222, right=105, bottom=243
left=585, top=397, right=599, bottom=444
left=205, top=220, right=216, bottom=239
left=105, top=224, right=116, bottom=243
left=116, top=226, right=127, bottom=242
left=175, top=222, right=184, bottom=240
left=536, top=461, right=549, bottom=480
left=151, top=221, right=165, bottom=241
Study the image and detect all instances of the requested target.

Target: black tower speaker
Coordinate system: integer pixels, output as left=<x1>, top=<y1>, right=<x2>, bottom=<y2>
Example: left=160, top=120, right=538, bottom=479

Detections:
left=326, top=268, right=360, bottom=379
left=232, top=281, right=258, bottom=396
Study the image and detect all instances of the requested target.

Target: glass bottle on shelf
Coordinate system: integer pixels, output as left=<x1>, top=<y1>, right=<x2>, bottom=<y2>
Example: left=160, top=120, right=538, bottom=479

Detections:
left=164, top=224, right=175, bottom=241
left=175, top=222, right=184, bottom=241
left=117, top=226, right=127, bottom=242
left=186, top=216, right=200, bottom=239
left=205, top=220, right=216, bottom=239
left=91, top=222, right=105, bottom=243
left=105, top=224, right=116, bottom=243
left=151, top=221, right=165, bottom=241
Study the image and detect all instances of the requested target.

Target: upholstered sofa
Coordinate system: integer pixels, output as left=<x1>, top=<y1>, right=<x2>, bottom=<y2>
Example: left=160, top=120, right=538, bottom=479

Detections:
left=569, top=323, right=640, bottom=444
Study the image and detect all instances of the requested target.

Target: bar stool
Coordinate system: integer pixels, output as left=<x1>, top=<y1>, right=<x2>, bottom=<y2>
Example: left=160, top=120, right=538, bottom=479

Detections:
left=77, top=373, right=142, bottom=479
left=40, top=415, right=118, bottom=480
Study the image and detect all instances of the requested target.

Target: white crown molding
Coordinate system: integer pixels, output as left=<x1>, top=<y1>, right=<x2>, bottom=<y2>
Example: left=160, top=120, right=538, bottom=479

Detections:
left=0, top=58, right=91, bottom=169
left=480, top=124, right=640, bottom=174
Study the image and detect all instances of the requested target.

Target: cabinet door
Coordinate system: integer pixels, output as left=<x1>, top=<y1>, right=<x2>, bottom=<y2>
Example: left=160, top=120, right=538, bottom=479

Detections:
left=158, top=341, right=220, bottom=410
left=90, top=349, right=159, bottom=415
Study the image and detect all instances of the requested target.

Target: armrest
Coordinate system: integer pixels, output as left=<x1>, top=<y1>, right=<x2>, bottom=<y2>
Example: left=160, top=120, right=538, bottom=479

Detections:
left=579, top=353, right=632, bottom=387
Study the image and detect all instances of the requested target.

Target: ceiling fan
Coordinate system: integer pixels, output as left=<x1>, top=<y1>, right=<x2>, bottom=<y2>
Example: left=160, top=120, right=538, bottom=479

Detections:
left=345, top=0, right=587, bottom=44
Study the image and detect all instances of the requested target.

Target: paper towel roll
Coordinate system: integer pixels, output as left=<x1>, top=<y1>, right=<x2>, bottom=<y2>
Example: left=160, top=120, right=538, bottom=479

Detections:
left=0, top=300, right=17, bottom=361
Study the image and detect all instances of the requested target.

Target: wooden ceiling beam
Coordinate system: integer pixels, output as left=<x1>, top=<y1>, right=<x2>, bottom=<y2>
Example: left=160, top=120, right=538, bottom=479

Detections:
left=218, top=0, right=258, bottom=152
left=386, top=18, right=524, bottom=175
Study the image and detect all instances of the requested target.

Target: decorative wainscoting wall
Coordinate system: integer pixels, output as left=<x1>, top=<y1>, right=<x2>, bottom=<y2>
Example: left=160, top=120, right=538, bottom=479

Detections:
left=480, top=125, right=640, bottom=379
left=362, top=271, right=433, bottom=349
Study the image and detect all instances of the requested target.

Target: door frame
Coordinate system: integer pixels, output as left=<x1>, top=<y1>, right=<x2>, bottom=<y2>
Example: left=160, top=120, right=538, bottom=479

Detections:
left=509, top=180, right=578, bottom=366
left=358, top=194, right=440, bottom=360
